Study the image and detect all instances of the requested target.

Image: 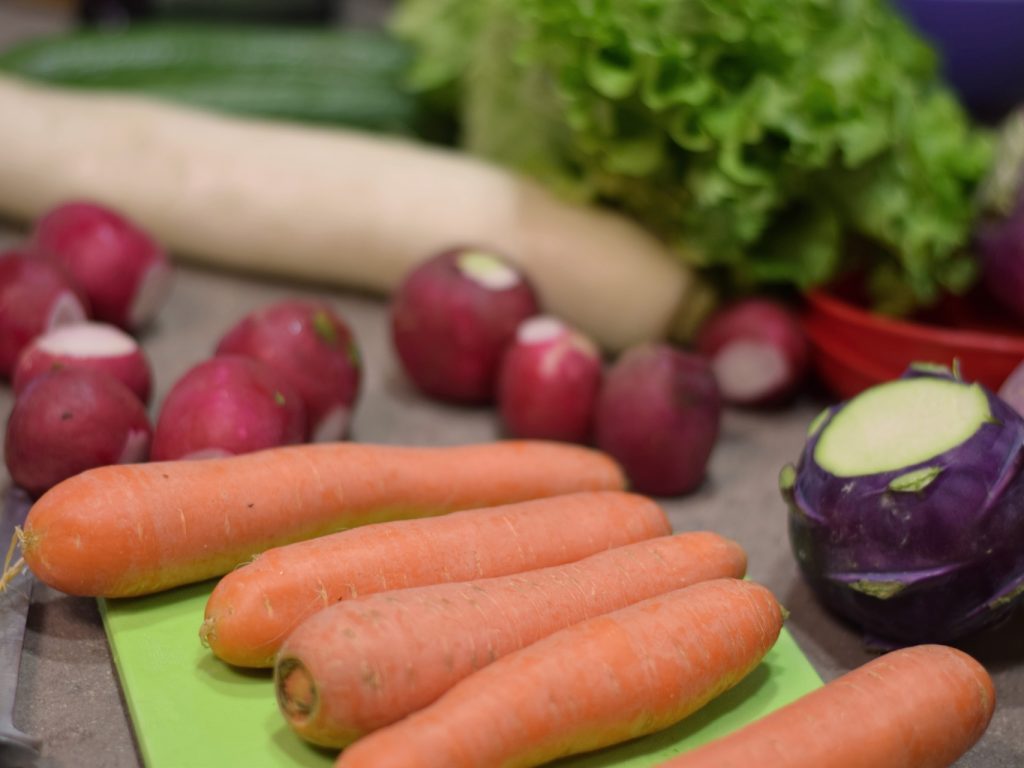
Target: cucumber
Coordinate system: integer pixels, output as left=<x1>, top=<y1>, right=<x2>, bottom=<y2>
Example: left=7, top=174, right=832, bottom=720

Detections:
left=0, top=25, right=442, bottom=136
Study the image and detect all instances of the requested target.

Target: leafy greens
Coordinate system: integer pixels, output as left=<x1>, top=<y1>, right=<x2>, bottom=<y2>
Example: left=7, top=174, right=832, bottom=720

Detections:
left=392, top=0, right=993, bottom=312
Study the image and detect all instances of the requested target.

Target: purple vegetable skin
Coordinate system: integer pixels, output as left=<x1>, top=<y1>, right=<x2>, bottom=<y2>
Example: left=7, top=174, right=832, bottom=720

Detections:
left=783, top=366, right=1024, bottom=644
left=977, top=108, right=1024, bottom=322
left=978, top=214, right=1024, bottom=324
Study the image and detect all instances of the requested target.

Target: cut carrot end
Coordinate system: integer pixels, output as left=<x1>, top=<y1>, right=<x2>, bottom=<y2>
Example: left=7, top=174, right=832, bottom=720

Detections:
left=276, top=657, right=317, bottom=725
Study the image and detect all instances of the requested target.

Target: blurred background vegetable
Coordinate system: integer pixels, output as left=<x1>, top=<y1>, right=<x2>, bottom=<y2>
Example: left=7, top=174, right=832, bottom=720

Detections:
left=1, top=0, right=1002, bottom=326
left=392, top=0, right=993, bottom=315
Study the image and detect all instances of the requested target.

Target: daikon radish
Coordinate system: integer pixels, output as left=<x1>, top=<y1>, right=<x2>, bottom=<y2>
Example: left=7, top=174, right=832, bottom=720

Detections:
left=0, top=75, right=694, bottom=352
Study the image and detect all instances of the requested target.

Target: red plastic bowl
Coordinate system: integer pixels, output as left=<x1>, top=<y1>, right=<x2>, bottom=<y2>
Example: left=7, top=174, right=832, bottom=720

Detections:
left=803, top=288, right=1024, bottom=400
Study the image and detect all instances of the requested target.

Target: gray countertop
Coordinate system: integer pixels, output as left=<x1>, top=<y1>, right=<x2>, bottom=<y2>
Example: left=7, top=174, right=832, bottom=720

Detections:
left=0, top=4, right=1022, bottom=767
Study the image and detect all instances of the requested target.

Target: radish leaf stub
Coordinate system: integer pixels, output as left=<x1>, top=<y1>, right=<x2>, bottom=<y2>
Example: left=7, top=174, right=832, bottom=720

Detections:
left=813, top=378, right=991, bottom=477
left=455, top=251, right=521, bottom=291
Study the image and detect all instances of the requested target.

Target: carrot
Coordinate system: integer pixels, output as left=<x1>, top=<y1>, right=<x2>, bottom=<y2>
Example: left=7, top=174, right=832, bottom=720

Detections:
left=276, top=532, right=748, bottom=748
left=203, top=491, right=670, bottom=668
left=657, top=644, right=995, bottom=768
left=331, top=578, right=781, bottom=768
left=15, top=440, right=624, bottom=597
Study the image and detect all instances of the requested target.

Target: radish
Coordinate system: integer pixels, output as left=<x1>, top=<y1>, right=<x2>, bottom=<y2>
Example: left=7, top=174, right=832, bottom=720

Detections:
left=497, top=316, right=602, bottom=443
left=0, top=249, right=89, bottom=379
left=391, top=247, right=540, bottom=403
left=151, top=355, right=306, bottom=461
left=13, top=321, right=153, bottom=404
left=31, top=201, right=172, bottom=331
left=4, top=368, right=151, bottom=498
left=594, top=344, right=722, bottom=496
left=695, top=298, right=809, bottom=407
left=215, top=299, right=361, bottom=442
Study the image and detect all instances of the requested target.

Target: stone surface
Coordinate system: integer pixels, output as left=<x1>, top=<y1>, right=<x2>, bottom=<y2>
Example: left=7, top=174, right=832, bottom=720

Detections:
left=0, top=5, right=1021, bottom=767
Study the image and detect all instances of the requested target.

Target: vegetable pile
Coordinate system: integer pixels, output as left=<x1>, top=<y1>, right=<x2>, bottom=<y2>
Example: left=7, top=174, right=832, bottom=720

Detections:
left=1, top=202, right=170, bottom=496
left=782, top=365, right=1024, bottom=644
left=0, top=11, right=1015, bottom=764
left=393, top=0, right=993, bottom=312
left=387, top=245, right=730, bottom=496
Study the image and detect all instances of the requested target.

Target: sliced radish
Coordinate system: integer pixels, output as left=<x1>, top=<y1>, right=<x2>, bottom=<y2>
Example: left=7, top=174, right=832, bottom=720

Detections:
left=4, top=368, right=151, bottom=498
left=497, top=316, right=603, bottom=443
left=390, top=247, right=540, bottom=404
left=31, top=201, right=172, bottom=331
left=13, top=321, right=153, bottom=404
left=151, top=355, right=307, bottom=461
left=0, top=249, right=89, bottom=379
left=696, top=298, right=809, bottom=407
left=216, top=299, right=362, bottom=442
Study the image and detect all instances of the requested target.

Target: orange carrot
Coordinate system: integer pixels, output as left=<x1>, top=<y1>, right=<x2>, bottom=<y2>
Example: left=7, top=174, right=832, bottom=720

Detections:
left=657, top=644, right=995, bottom=768
left=276, top=532, right=748, bottom=748
left=203, top=491, right=670, bottom=668
left=332, top=578, right=781, bottom=768
left=17, top=440, right=624, bottom=597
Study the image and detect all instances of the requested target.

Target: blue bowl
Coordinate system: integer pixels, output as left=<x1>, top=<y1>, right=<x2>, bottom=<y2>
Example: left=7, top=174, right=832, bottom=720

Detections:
left=896, top=0, right=1024, bottom=123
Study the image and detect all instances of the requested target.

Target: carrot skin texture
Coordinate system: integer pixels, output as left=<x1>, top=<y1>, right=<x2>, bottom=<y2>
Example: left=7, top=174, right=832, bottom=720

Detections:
left=277, top=533, right=748, bottom=748
left=203, top=491, right=670, bottom=667
left=20, top=440, right=625, bottom=597
left=332, top=578, right=781, bottom=768
left=658, top=644, right=995, bottom=768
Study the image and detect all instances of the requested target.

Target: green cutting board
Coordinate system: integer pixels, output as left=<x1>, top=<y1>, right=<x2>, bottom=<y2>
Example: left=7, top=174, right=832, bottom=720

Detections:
left=98, top=582, right=823, bottom=767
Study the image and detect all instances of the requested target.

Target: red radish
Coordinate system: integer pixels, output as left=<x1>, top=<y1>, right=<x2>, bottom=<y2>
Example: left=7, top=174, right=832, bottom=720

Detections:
left=497, top=316, right=602, bottom=443
left=696, top=298, right=809, bottom=407
left=31, top=201, right=172, bottom=331
left=594, top=343, right=721, bottom=496
left=151, top=355, right=306, bottom=461
left=13, top=321, right=153, bottom=404
left=998, top=359, right=1024, bottom=416
left=215, top=299, right=361, bottom=442
left=391, top=247, right=540, bottom=403
left=4, top=368, right=151, bottom=498
left=0, top=249, right=89, bottom=378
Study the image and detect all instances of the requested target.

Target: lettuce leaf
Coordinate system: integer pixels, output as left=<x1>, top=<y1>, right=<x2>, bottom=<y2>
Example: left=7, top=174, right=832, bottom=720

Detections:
left=392, top=0, right=993, bottom=310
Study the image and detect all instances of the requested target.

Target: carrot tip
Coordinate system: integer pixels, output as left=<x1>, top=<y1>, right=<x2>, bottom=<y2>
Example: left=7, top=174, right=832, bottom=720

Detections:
left=198, top=617, right=215, bottom=648
left=1, top=529, right=28, bottom=592
left=276, top=657, right=318, bottom=725
left=0, top=556, right=26, bottom=592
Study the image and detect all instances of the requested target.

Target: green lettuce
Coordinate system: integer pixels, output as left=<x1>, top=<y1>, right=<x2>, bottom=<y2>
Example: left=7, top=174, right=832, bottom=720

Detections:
left=392, top=0, right=993, bottom=311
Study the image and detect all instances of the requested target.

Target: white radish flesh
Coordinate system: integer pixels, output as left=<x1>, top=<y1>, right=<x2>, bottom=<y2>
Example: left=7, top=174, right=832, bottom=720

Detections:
left=0, top=75, right=693, bottom=352
left=12, top=321, right=153, bottom=404
left=696, top=299, right=809, bottom=407
left=31, top=200, right=172, bottom=331
left=0, top=249, right=89, bottom=378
